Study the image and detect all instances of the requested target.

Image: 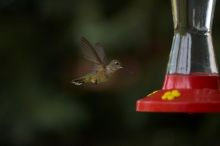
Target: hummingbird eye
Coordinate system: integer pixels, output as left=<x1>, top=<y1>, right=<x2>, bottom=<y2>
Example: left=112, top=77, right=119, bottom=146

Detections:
left=115, top=62, right=120, bottom=65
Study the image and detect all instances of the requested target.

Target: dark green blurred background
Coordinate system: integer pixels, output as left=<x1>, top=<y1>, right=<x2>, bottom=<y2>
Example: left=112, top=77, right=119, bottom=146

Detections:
left=1, top=0, right=220, bottom=145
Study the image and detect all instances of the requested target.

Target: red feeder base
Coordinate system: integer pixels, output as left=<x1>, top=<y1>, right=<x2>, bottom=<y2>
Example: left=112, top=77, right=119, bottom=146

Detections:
left=136, top=74, right=220, bottom=113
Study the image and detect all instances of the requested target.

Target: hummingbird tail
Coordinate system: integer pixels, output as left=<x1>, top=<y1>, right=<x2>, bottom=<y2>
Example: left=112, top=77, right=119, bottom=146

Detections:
left=71, top=78, right=85, bottom=86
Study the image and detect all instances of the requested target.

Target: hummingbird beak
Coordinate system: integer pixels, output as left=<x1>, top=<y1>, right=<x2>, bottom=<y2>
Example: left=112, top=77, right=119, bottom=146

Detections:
left=120, top=67, right=133, bottom=75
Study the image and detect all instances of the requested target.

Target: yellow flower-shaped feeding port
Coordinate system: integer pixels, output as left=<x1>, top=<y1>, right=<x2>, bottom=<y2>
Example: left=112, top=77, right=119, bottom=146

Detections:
left=161, top=90, right=181, bottom=101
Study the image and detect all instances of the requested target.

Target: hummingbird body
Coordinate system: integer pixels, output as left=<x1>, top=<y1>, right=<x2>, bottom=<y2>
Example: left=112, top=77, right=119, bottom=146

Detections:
left=72, top=69, right=108, bottom=85
left=72, top=37, right=123, bottom=86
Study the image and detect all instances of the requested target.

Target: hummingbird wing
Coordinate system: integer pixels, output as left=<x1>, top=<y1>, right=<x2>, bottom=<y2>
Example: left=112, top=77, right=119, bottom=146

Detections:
left=95, top=42, right=108, bottom=64
left=80, top=37, right=106, bottom=66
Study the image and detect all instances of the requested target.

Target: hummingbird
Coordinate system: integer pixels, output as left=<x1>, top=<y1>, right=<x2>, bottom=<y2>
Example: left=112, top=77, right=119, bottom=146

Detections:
left=71, top=37, right=123, bottom=85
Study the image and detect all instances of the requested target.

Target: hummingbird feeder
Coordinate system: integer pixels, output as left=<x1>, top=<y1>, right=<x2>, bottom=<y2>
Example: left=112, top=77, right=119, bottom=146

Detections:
left=136, top=0, right=220, bottom=113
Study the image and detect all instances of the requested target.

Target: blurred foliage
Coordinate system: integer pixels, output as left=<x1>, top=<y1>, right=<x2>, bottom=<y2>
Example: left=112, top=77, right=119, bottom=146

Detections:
left=1, top=0, right=220, bottom=145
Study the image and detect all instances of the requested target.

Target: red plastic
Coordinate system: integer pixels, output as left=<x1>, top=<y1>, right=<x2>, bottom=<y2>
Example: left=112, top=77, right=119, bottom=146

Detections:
left=163, top=73, right=220, bottom=90
left=136, top=73, right=220, bottom=113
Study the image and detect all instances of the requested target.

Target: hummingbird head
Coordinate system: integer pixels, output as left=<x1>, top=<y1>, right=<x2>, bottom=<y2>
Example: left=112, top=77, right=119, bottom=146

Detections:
left=107, top=59, right=123, bottom=73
